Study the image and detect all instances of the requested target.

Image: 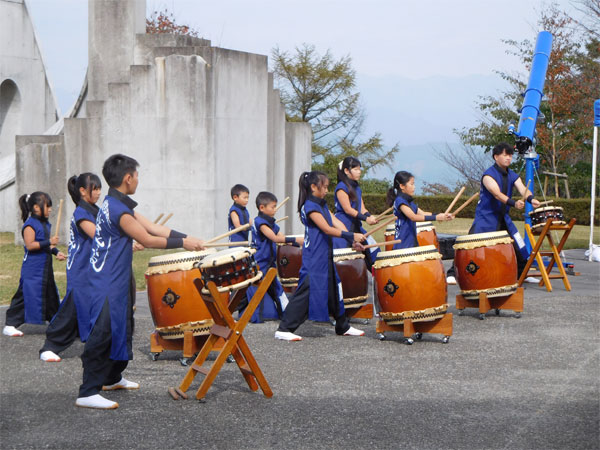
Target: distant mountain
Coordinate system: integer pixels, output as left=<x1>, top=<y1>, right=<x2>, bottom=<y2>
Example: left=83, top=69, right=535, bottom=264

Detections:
left=356, top=73, right=509, bottom=193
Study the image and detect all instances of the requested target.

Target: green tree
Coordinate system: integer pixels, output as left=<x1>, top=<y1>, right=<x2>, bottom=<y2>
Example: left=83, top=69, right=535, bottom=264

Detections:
left=271, top=44, right=399, bottom=181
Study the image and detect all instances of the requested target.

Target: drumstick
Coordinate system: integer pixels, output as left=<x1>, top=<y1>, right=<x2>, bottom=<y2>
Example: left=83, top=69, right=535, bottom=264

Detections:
left=374, top=206, right=393, bottom=221
left=444, top=186, right=465, bottom=214
left=53, top=199, right=64, bottom=239
left=159, top=213, right=173, bottom=226
left=274, top=196, right=290, bottom=213
left=361, top=239, right=401, bottom=250
left=206, top=223, right=251, bottom=244
left=153, top=213, right=164, bottom=224
left=275, top=216, right=288, bottom=224
left=202, top=241, right=249, bottom=248
left=538, top=200, right=554, bottom=206
left=364, top=216, right=396, bottom=238
left=451, top=192, right=479, bottom=216
left=522, top=180, right=531, bottom=203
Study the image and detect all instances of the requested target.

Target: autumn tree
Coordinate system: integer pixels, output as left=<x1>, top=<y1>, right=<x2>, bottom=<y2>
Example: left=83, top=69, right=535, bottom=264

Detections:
left=146, top=9, right=199, bottom=36
left=271, top=44, right=399, bottom=183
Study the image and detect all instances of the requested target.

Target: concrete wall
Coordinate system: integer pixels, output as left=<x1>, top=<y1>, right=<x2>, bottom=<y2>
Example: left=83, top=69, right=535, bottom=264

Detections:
left=0, top=0, right=58, bottom=232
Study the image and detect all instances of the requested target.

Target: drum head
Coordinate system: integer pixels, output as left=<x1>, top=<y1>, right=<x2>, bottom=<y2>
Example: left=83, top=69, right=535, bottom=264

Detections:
left=416, top=221, right=435, bottom=232
left=146, top=249, right=217, bottom=275
left=200, top=247, right=256, bottom=268
left=374, top=245, right=440, bottom=269
left=533, top=206, right=564, bottom=213
left=333, top=248, right=365, bottom=262
left=453, top=231, right=512, bottom=250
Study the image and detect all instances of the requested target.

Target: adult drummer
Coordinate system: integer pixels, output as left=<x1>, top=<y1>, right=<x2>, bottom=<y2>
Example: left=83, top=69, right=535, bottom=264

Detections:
left=447, top=142, right=540, bottom=284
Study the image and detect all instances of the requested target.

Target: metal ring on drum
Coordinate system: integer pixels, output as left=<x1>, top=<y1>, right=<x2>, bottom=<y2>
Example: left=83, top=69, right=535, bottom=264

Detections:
left=530, top=206, right=566, bottom=234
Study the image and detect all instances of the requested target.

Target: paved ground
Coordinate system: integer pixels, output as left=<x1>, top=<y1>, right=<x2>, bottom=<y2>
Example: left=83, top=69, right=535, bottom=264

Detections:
left=1, top=249, right=598, bottom=449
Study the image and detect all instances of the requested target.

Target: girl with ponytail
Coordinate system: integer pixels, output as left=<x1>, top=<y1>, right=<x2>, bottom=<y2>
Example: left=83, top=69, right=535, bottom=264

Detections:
left=276, top=171, right=366, bottom=341
left=3, top=192, right=66, bottom=337
left=333, top=156, right=379, bottom=269
left=39, top=173, right=102, bottom=362
left=387, top=171, right=453, bottom=250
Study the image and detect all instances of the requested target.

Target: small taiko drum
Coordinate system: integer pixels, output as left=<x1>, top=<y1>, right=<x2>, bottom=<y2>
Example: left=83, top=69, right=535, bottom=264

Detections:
left=333, top=248, right=368, bottom=309
left=416, top=221, right=440, bottom=251
left=530, top=206, right=566, bottom=234
left=145, top=249, right=216, bottom=340
left=453, top=231, right=517, bottom=300
left=384, top=223, right=396, bottom=251
left=199, top=247, right=262, bottom=294
left=276, top=235, right=303, bottom=292
left=373, top=245, right=448, bottom=325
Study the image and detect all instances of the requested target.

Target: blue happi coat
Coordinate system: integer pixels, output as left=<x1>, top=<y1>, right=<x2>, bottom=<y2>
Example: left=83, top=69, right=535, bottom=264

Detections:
left=245, top=212, right=285, bottom=323
left=88, top=188, right=137, bottom=361
left=298, top=195, right=344, bottom=322
left=53, top=201, right=98, bottom=341
left=18, top=216, right=59, bottom=324
left=228, top=203, right=250, bottom=242
left=471, top=164, right=529, bottom=259
left=393, top=193, right=418, bottom=249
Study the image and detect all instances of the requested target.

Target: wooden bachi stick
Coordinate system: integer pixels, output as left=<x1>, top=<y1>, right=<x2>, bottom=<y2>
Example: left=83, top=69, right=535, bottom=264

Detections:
left=202, top=241, right=250, bottom=248
left=206, top=223, right=251, bottom=244
left=445, top=186, right=466, bottom=214
left=274, top=196, right=290, bottom=213
left=275, top=216, right=288, bottom=224
left=362, top=239, right=401, bottom=250
left=159, top=213, right=173, bottom=226
left=364, top=216, right=396, bottom=238
left=153, top=213, right=164, bottom=224
left=53, top=199, right=64, bottom=239
left=374, top=206, right=393, bottom=221
left=451, top=193, right=480, bottom=216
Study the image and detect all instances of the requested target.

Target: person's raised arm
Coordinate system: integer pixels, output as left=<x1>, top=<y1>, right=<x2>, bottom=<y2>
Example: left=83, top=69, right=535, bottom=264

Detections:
left=309, top=211, right=365, bottom=243
left=400, top=205, right=452, bottom=222
left=360, top=198, right=377, bottom=225
left=514, top=178, right=541, bottom=209
left=121, top=214, right=204, bottom=251
left=230, top=210, right=241, bottom=228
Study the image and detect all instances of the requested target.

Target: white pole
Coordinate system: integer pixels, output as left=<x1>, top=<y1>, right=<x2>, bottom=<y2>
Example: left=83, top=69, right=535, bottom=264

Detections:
left=590, top=125, right=598, bottom=261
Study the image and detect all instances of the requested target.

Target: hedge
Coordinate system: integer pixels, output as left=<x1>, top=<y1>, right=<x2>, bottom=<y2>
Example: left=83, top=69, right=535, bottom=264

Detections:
left=326, top=194, right=599, bottom=226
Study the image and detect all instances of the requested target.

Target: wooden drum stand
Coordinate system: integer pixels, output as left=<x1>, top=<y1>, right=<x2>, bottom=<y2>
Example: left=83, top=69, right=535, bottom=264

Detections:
left=376, top=314, right=453, bottom=345
left=168, top=268, right=276, bottom=402
left=456, top=287, right=524, bottom=320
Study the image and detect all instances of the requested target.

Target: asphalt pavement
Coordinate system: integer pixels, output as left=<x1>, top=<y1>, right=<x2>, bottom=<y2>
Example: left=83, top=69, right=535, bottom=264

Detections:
left=1, top=249, right=598, bottom=449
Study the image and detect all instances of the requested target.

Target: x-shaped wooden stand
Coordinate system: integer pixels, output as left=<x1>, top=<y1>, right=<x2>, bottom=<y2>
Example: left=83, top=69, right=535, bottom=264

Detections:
left=168, top=268, right=276, bottom=401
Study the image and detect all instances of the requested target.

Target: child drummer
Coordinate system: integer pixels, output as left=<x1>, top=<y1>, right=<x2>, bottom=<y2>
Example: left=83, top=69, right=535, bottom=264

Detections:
left=245, top=192, right=302, bottom=323
left=228, top=184, right=252, bottom=244
left=447, top=142, right=541, bottom=283
left=76, top=154, right=205, bottom=410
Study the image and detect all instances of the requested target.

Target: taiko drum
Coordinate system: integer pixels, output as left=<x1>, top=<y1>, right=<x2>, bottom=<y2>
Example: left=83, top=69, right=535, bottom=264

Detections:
left=384, top=223, right=396, bottom=251
left=453, top=231, right=517, bottom=300
left=333, top=248, right=368, bottom=309
left=416, top=221, right=440, bottom=251
left=373, top=245, right=448, bottom=325
left=276, top=236, right=303, bottom=292
left=199, top=247, right=262, bottom=294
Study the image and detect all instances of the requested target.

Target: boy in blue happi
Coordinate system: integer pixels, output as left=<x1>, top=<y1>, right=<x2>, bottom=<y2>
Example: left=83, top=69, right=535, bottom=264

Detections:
left=76, top=154, right=205, bottom=410
left=275, top=171, right=366, bottom=341
left=3, top=192, right=66, bottom=337
left=386, top=171, right=453, bottom=250
left=39, top=173, right=102, bottom=362
left=446, top=143, right=540, bottom=284
left=244, top=192, right=302, bottom=323
left=228, top=184, right=252, bottom=243
left=333, top=157, right=379, bottom=270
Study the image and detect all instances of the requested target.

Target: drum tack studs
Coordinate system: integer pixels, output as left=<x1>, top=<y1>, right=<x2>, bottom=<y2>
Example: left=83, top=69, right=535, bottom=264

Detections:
left=442, top=336, right=450, bottom=344
left=414, top=332, right=423, bottom=340
left=404, top=337, right=414, bottom=345
left=479, top=313, right=486, bottom=320
left=377, top=333, right=386, bottom=341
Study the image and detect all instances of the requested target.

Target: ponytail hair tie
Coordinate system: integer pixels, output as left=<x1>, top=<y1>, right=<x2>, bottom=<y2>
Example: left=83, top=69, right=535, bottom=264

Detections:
left=26, top=194, right=31, bottom=202
left=338, top=160, right=344, bottom=170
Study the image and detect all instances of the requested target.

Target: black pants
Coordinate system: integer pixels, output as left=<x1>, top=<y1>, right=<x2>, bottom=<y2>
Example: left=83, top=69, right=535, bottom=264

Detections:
left=78, top=299, right=129, bottom=398
left=5, top=268, right=59, bottom=327
left=278, top=260, right=350, bottom=335
left=40, top=291, right=79, bottom=356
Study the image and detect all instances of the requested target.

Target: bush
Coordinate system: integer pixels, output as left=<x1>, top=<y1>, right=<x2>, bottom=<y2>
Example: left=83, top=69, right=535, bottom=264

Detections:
left=328, top=194, right=599, bottom=225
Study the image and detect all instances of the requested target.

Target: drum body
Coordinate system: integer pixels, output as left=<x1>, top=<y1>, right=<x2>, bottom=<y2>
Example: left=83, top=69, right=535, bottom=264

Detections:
left=453, top=231, right=517, bottom=300
left=200, top=247, right=261, bottom=293
left=416, top=221, right=440, bottom=251
left=145, top=250, right=216, bottom=339
left=384, top=223, right=396, bottom=251
left=333, top=248, right=368, bottom=308
left=373, top=245, right=447, bottom=324
left=530, top=206, right=565, bottom=234
left=276, top=236, right=303, bottom=292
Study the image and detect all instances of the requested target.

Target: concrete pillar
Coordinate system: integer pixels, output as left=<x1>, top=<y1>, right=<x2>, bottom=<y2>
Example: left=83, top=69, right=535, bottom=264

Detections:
left=284, top=122, right=313, bottom=234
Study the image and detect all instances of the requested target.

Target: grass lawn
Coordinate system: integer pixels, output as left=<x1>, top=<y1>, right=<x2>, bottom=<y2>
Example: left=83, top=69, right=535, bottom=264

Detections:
left=1, top=219, right=598, bottom=305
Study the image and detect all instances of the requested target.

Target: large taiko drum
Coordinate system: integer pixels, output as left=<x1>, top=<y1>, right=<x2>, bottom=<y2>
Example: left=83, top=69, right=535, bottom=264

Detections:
left=199, top=247, right=262, bottom=294
left=384, top=223, right=396, bottom=251
left=453, top=231, right=517, bottom=300
left=373, top=245, right=448, bottom=325
left=276, top=236, right=303, bottom=292
left=145, top=249, right=216, bottom=340
left=416, top=221, right=440, bottom=251
left=530, top=206, right=566, bottom=234
left=333, top=248, right=368, bottom=309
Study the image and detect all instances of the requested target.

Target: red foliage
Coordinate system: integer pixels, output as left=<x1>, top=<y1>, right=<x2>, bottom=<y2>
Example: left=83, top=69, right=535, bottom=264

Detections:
left=146, top=9, right=199, bottom=37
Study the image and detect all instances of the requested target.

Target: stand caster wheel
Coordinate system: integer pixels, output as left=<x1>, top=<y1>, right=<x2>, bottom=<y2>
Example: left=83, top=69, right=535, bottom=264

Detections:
left=179, top=357, right=189, bottom=366
left=442, top=336, right=450, bottom=344
left=226, top=354, right=235, bottom=363
left=362, top=319, right=369, bottom=325
left=457, top=310, right=464, bottom=316
left=478, top=313, right=485, bottom=320
left=377, top=333, right=386, bottom=341
left=150, top=352, right=160, bottom=361
left=495, top=309, right=500, bottom=315
left=514, top=312, right=521, bottom=319
left=414, top=332, right=423, bottom=340
left=404, top=337, right=414, bottom=345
